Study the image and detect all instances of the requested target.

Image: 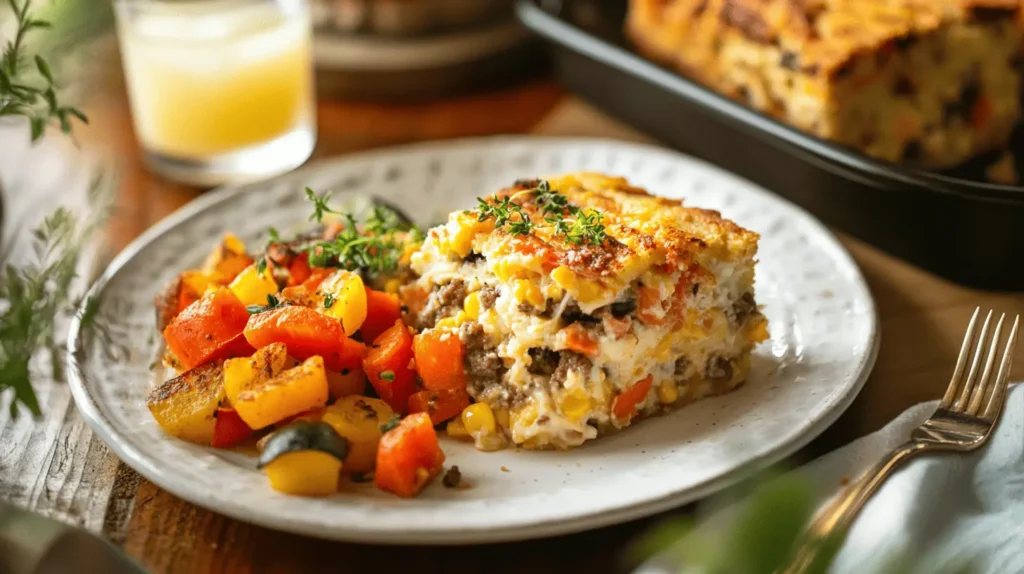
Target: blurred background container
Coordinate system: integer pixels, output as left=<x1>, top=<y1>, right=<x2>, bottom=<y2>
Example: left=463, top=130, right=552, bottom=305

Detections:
left=114, top=0, right=317, bottom=186
left=309, top=0, right=547, bottom=99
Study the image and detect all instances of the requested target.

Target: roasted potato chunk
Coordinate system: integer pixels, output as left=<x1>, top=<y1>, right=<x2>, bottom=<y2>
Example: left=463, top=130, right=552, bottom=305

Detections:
left=223, top=343, right=291, bottom=406
left=147, top=362, right=226, bottom=445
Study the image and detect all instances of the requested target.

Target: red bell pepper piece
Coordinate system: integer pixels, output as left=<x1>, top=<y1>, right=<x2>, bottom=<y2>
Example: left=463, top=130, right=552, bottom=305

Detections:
left=363, top=320, right=416, bottom=414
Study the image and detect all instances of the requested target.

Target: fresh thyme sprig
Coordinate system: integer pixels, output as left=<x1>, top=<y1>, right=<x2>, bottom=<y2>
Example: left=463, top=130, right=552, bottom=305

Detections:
left=1, top=0, right=88, bottom=141
left=475, top=179, right=608, bottom=245
left=301, top=190, right=420, bottom=276
left=0, top=176, right=114, bottom=417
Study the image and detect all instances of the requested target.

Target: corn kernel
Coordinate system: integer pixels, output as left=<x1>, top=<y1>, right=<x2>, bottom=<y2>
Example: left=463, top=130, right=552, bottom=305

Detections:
left=464, top=292, right=482, bottom=320
left=446, top=418, right=469, bottom=438
left=462, top=403, right=496, bottom=435
left=558, top=389, right=592, bottom=423
left=513, top=280, right=545, bottom=308
left=658, top=381, right=679, bottom=404
left=748, top=318, right=769, bottom=343
left=494, top=407, right=510, bottom=430
left=551, top=266, right=575, bottom=290
left=512, top=403, right=538, bottom=429
left=450, top=213, right=488, bottom=258
left=384, top=279, right=402, bottom=294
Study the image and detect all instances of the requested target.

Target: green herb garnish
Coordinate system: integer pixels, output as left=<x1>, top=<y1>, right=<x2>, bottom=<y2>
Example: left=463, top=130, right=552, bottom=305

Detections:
left=323, top=293, right=335, bottom=309
left=380, top=415, right=401, bottom=433
left=1, top=0, right=88, bottom=141
left=380, top=370, right=395, bottom=382
left=306, top=187, right=340, bottom=224
left=475, top=179, right=607, bottom=245
left=246, top=293, right=286, bottom=315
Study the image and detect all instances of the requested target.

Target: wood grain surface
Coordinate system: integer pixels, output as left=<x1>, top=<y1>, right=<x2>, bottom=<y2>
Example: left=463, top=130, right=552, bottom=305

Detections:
left=5, top=76, right=1024, bottom=574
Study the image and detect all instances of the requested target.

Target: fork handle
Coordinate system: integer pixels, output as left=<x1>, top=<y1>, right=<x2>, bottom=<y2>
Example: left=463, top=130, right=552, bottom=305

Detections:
left=779, top=440, right=928, bottom=574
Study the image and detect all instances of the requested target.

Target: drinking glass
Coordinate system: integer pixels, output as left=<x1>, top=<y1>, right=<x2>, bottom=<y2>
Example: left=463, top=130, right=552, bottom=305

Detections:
left=114, top=0, right=316, bottom=186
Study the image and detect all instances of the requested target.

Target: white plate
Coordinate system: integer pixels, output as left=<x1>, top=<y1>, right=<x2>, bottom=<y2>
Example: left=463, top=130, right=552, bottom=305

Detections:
left=67, top=137, right=878, bottom=545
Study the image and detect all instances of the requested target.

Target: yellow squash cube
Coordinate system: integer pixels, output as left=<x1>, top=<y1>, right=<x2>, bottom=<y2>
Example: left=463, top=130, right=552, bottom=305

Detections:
left=233, top=356, right=329, bottom=430
left=223, top=343, right=290, bottom=406
left=320, top=396, right=395, bottom=473
left=147, top=362, right=226, bottom=445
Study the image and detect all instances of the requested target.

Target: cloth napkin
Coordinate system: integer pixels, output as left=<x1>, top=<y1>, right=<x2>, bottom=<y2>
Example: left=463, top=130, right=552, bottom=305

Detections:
left=637, top=383, right=1024, bottom=574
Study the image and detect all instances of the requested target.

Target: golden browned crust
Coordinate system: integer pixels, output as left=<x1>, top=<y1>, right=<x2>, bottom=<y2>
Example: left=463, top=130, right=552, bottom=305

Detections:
left=631, top=0, right=1020, bottom=76
left=480, top=173, right=758, bottom=281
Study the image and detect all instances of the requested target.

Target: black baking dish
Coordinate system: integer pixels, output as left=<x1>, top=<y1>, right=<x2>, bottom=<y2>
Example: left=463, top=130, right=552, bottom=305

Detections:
left=517, top=0, right=1024, bottom=291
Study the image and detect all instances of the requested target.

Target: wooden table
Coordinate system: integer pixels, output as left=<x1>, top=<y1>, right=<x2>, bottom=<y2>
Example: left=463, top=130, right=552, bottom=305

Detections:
left=10, top=77, right=1024, bottom=574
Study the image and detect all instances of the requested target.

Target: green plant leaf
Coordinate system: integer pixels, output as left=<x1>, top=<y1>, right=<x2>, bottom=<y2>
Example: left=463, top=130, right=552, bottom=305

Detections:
left=33, top=54, right=51, bottom=83
left=29, top=116, right=44, bottom=140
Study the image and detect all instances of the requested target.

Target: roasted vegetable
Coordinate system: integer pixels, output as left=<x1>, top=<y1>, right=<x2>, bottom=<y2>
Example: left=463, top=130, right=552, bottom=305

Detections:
left=408, top=389, right=470, bottom=425
left=229, top=264, right=279, bottom=307
left=318, top=270, right=367, bottom=336
left=154, top=276, right=191, bottom=332
left=320, top=396, right=395, bottom=473
left=163, top=288, right=253, bottom=370
left=233, top=356, right=329, bottom=430
left=361, top=289, right=402, bottom=342
left=223, top=343, right=290, bottom=406
left=363, top=320, right=416, bottom=414
left=202, top=233, right=252, bottom=282
left=287, top=252, right=312, bottom=286
left=243, top=305, right=361, bottom=372
left=258, top=421, right=349, bottom=497
left=147, top=362, right=226, bottom=444
left=612, top=375, right=653, bottom=423
left=375, top=413, right=446, bottom=498
left=211, top=407, right=254, bottom=448
left=413, top=330, right=466, bottom=391
left=326, top=368, right=367, bottom=400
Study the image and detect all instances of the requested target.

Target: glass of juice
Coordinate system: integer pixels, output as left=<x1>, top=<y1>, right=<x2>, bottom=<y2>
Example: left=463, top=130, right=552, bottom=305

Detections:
left=114, top=0, right=316, bottom=186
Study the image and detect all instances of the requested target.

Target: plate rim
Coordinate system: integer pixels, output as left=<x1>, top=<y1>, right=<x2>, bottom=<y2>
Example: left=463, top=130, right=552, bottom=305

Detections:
left=66, top=135, right=879, bottom=545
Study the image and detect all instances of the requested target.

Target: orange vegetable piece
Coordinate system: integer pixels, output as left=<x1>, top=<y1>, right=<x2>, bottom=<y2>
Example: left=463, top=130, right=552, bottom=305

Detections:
left=612, top=375, right=654, bottom=423
left=287, top=252, right=312, bottom=287
left=363, top=320, right=417, bottom=414
left=243, top=306, right=357, bottom=372
left=563, top=323, right=599, bottom=357
left=163, top=288, right=251, bottom=371
left=408, top=389, right=470, bottom=425
left=361, top=289, right=403, bottom=342
left=972, top=96, right=993, bottom=131
left=374, top=412, right=446, bottom=498
left=413, top=330, right=466, bottom=391
left=211, top=408, right=254, bottom=448
left=637, top=286, right=667, bottom=326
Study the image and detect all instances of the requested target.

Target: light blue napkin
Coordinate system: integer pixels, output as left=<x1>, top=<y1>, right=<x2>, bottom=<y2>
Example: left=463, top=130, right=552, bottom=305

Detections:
left=638, top=384, right=1024, bottom=574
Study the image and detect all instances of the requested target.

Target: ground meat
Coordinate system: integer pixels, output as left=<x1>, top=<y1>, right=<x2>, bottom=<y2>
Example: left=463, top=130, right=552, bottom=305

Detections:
left=560, top=300, right=599, bottom=324
left=478, top=286, right=499, bottom=310
left=732, top=292, right=757, bottom=323
left=417, top=279, right=467, bottom=330
left=459, top=322, right=505, bottom=395
left=706, top=356, right=733, bottom=383
left=610, top=296, right=638, bottom=318
left=527, top=348, right=560, bottom=376
left=551, top=351, right=593, bottom=387
left=519, top=298, right=557, bottom=317
left=674, top=356, right=690, bottom=377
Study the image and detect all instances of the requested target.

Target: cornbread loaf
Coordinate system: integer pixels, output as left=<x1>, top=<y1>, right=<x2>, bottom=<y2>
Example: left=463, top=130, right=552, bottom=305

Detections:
left=627, top=0, right=1024, bottom=168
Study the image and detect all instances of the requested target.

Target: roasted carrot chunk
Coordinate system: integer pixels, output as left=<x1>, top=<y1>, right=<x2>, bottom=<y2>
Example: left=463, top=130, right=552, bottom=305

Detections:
left=361, top=289, right=403, bottom=342
left=287, top=252, right=312, bottom=287
left=612, top=375, right=654, bottom=423
left=563, top=323, right=599, bottom=357
left=211, top=408, right=254, bottom=448
left=243, top=306, right=358, bottom=372
left=408, top=389, right=470, bottom=425
left=163, top=288, right=251, bottom=370
left=413, top=330, right=466, bottom=391
left=375, top=413, right=445, bottom=498
left=636, top=286, right=667, bottom=326
left=363, top=320, right=417, bottom=414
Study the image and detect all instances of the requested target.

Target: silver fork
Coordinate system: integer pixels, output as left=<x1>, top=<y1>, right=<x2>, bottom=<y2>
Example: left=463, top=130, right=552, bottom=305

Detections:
left=780, top=308, right=1020, bottom=574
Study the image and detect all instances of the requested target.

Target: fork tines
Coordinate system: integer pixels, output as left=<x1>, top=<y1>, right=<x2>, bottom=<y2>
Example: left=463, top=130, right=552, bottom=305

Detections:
left=939, top=308, right=1020, bottom=420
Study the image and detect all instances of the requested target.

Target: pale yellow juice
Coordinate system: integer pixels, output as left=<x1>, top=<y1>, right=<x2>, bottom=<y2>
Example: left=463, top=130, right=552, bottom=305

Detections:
left=117, top=2, right=314, bottom=159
